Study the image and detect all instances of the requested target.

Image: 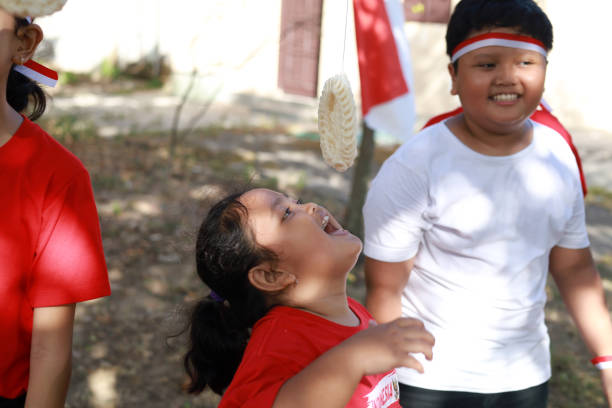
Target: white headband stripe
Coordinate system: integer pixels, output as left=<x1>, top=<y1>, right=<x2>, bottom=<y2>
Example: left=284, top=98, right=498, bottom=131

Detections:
left=451, top=38, right=548, bottom=63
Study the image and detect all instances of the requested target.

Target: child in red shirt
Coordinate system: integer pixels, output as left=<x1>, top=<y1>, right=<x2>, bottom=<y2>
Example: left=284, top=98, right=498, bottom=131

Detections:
left=0, top=5, right=110, bottom=408
left=182, top=188, right=435, bottom=407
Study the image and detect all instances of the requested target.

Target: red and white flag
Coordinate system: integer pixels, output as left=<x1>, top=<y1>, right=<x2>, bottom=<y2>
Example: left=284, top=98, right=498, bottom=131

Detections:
left=353, top=0, right=415, bottom=141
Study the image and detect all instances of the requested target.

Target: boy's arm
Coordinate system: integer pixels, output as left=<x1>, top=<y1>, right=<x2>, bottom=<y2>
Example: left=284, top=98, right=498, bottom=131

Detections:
left=549, top=246, right=612, bottom=406
left=25, top=304, right=75, bottom=408
left=272, top=317, right=434, bottom=408
left=364, top=256, right=414, bottom=323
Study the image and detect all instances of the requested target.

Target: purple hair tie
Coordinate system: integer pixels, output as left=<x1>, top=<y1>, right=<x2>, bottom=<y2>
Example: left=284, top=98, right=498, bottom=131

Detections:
left=209, top=290, right=225, bottom=303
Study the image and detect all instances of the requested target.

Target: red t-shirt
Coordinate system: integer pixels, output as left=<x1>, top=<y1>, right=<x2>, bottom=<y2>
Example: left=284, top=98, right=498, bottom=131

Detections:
left=0, top=116, right=111, bottom=398
left=219, top=298, right=401, bottom=408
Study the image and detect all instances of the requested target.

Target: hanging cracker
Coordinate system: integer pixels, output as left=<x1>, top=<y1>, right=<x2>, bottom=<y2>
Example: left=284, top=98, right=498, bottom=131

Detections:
left=317, top=74, right=358, bottom=172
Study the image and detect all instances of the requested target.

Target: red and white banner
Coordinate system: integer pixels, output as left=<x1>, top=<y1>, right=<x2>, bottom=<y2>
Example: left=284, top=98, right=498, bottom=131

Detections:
left=353, top=0, right=415, bottom=141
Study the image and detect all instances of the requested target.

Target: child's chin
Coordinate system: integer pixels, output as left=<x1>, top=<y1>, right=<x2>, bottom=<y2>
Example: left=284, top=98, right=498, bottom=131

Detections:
left=348, top=239, right=364, bottom=260
left=341, top=231, right=362, bottom=247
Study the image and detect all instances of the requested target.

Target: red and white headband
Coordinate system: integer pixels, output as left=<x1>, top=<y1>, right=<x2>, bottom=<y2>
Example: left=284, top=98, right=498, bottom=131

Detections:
left=11, top=16, right=59, bottom=87
left=451, top=32, right=548, bottom=63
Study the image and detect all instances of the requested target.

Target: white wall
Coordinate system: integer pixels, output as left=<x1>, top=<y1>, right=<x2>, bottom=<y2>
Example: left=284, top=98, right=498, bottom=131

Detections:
left=318, top=0, right=359, bottom=97
left=543, top=1, right=612, bottom=132
left=38, top=0, right=284, bottom=103
left=38, top=0, right=158, bottom=72
left=404, top=20, right=457, bottom=127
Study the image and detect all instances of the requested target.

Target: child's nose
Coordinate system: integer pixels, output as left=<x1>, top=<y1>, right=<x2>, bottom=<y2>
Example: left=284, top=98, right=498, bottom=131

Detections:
left=303, top=202, right=327, bottom=220
left=303, top=202, right=319, bottom=214
left=495, top=64, right=518, bottom=85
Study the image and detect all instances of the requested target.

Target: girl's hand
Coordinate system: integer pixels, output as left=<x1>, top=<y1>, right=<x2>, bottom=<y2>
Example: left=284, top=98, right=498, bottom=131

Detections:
left=344, top=317, right=435, bottom=376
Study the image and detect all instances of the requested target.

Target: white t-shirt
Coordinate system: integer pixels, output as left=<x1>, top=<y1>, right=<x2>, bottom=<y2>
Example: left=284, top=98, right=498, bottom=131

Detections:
left=363, top=120, right=590, bottom=393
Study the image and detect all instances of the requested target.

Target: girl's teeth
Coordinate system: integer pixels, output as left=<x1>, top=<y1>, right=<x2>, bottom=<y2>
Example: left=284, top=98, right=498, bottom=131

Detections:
left=322, top=215, right=329, bottom=229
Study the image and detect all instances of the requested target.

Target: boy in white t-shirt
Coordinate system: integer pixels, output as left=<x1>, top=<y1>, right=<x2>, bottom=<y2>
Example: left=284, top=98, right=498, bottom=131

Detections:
left=362, top=0, right=612, bottom=407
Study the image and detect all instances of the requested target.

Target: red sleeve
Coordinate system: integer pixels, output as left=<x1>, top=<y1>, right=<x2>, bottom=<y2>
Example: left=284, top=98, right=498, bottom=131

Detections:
left=28, top=168, right=110, bottom=307
left=220, top=303, right=369, bottom=408
left=219, top=312, right=321, bottom=408
left=219, top=355, right=302, bottom=408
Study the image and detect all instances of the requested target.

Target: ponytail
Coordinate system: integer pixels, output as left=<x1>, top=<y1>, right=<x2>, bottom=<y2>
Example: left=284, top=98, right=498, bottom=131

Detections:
left=6, top=17, right=47, bottom=120
left=184, top=191, right=277, bottom=395
left=184, top=298, right=247, bottom=394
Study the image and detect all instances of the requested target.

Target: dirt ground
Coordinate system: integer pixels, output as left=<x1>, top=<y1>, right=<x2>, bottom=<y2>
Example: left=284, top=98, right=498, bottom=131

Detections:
left=38, top=85, right=612, bottom=408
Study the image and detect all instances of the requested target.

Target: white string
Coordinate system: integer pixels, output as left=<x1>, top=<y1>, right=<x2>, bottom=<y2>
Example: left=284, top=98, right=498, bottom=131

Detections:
left=341, top=0, right=350, bottom=73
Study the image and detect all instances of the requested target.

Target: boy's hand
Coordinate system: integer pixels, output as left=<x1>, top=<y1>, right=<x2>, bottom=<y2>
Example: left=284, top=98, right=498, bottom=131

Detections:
left=345, top=317, right=435, bottom=376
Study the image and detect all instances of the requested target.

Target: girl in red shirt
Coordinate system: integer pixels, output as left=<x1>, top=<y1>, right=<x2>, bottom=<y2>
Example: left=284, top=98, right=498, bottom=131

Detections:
left=0, top=4, right=110, bottom=407
left=182, top=188, right=434, bottom=407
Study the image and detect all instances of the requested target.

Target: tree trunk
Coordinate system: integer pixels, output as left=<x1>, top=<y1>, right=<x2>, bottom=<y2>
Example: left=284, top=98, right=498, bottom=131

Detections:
left=345, top=121, right=375, bottom=241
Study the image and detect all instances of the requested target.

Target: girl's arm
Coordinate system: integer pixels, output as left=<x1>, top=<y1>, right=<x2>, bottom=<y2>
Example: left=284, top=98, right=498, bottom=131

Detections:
left=549, top=246, right=612, bottom=407
left=272, top=317, right=434, bottom=408
left=25, top=304, right=76, bottom=408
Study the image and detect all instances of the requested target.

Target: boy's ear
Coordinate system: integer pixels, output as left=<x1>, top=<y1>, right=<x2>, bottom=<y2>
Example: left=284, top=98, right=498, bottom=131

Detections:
left=447, top=63, right=458, bottom=96
left=12, top=23, right=43, bottom=65
left=248, top=264, right=296, bottom=294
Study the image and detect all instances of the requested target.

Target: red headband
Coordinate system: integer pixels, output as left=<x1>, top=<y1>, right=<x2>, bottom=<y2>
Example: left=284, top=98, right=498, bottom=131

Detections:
left=451, top=32, right=547, bottom=63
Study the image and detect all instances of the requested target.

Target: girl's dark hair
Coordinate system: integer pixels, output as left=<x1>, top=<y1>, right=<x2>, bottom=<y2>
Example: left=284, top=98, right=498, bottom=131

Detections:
left=183, top=190, right=279, bottom=395
left=7, top=17, right=47, bottom=120
left=446, top=0, right=553, bottom=63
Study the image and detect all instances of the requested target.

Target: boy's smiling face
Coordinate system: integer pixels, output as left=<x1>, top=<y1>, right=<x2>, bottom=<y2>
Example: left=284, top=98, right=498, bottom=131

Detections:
left=448, top=27, right=547, bottom=135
